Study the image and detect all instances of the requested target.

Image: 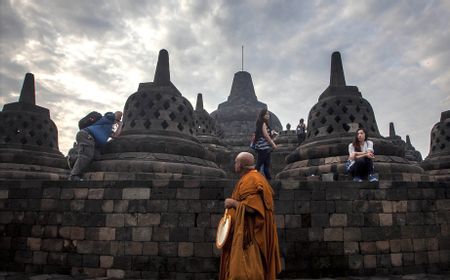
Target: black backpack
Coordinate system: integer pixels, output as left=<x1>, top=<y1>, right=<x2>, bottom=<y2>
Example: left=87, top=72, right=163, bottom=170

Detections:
left=78, top=111, right=102, bottom=129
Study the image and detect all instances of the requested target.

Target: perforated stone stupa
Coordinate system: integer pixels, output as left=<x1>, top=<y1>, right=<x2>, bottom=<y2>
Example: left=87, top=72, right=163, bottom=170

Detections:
left=277, top=52, right=424, bottom=180
left=84, top=49, right=226, bottom=180
left=421, top=110, right=450, bottom=181
left=0, top=73, right=68, bottom=179
left=193, top=93, right=232, bottom=173
left=211, top=71, right=282, bottom=150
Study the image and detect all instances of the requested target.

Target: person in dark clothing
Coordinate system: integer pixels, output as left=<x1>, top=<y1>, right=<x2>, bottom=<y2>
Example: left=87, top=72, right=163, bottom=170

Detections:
left=253, top=108, right=277, bottom=180
left=296, top=118, right=306, bottom=145
left=347, top=128, right=378, bottom=182
left=69, top=111, right=122, bottom=181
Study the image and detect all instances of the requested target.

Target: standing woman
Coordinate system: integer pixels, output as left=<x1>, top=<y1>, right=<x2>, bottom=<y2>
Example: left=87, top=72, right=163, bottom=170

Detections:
left=347, top=128, right=378, bottom=182
left=254, top=108, right=277, bottom=180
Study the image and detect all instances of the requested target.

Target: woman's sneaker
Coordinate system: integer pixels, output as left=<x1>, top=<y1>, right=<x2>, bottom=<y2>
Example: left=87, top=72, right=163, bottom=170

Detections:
left=368, top=174, right=378, bottom=182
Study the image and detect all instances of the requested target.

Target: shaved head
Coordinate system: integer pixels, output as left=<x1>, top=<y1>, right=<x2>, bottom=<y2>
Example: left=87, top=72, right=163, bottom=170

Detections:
left=234, top=152, right=255, bottom=174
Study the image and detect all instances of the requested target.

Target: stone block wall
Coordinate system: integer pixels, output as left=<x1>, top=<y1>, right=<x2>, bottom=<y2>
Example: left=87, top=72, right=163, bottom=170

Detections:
left=0, top=180, right=449, bottom=279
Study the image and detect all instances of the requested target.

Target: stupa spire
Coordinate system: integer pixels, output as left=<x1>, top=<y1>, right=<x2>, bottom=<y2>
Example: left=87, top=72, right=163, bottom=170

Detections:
left=330, top=52, right=346, bottom=86
left=153, top=49, right=170, bottom=85
left=389, top=122, right=396, bottom=137
left=196, top=93, right=204, bottom=111
left=406, top=135, right=412, bottom=146
left=19, top=73, right=36, bottom=105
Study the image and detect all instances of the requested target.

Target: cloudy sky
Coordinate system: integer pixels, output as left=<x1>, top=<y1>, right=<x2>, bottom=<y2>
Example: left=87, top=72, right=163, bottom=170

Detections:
left=1, top=0, right=449, bottom=157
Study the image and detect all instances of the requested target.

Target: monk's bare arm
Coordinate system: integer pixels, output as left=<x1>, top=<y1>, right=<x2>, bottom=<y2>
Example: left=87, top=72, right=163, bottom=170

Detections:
left=224, top=198, right=256, bottom=213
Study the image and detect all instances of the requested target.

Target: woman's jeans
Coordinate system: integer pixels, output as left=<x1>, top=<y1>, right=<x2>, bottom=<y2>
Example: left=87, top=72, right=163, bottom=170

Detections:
left=256, top=148, right=272, bottom=180
left=350, top=157, right=374, bottom=179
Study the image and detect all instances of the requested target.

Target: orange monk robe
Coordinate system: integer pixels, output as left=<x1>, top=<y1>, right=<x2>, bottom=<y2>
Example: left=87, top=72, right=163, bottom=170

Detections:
left=219, top=169, right=282, bottom=280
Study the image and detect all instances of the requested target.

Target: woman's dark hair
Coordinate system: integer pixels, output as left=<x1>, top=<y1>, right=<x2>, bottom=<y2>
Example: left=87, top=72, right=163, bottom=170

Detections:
left=255, top=108, right=269, bottom=140
left=352, top=127, right=368, bottom=152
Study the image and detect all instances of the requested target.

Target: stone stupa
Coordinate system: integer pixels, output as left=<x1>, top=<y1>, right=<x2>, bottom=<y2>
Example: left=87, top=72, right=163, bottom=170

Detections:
left=386, top=122, right=406, bottom=151
left=193, top=93, right=232, bottom=173
left=84, top=50, right=226, bottom=180
left=421, top=110, right=450, bottom=181
left=210, top=70, right=282, bottom=150
left=404, top=135, right=422, bottom=163
left=277, top=52, right=424, bottom=180
left=0, top=73, right=68, bottom=179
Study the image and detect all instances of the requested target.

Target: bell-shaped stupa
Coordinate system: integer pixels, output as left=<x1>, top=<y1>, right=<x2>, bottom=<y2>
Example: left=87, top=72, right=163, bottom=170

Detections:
left=0, top=73, right=68, bottom=179
left=194, top=93, right=232, bottom=173
left=211, top=71, right=282, bottom=150
left=421, top=110, right=450, bottom=181
left=386, top=122, right=406, bottom=151
left=84, top=50, right=226, bottom=180
left=277, top=52, right=423, bottom=180
left=404, top=135, right=422, bottom=163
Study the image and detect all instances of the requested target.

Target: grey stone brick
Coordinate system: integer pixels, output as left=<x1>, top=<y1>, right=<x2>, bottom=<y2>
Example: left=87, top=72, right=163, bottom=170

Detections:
left=335, top=201, right=352, bottom=213
left=143, top=242, right=158, bottom=255
left=330, top=213, right=347, bottom=227
left=189, top=228, right=205, bottom=242
left=178, top=213, right=195, bottom=227
left=194, top=242, right=212, bottom=257
left=32, top=251, right=48, bottom=265
left=324, top=228, right=343, bottom=241
left=286, top=228, right=308, bottom=241
left=137, top=213, right=160, bottom=226
left=294, top=201, right=310, bottom=214
left=152, top=227, right=170, bottom=241
left=308, top=228, right=323, bottom=241
left=87, top=188, right=104, bottom=199
left=344, top=241, right=359, bottom=255
left=348, top=254, right=362, bottom=270
left=376, top=240, right=390, bottom=253
left=122, top=188, right=150, bottom=200
left=124, top=241, right=143, bottom=255
left=344, top=227, right=361, bottom=241
left=82, top=254, right=99, bottom=267
left=148, top=200, right=168, bottom=212
left=100, top=255, right=113, bottom=268
left=285, top=215, right=302, bottom=228
left=169, top=227, right=189, bottom=241
left=132, top=227, right=152, bottom=241
left=113, top=200, right=129, bottom=213
left=310, top=201, right=327, bottom=213
left=159, top=242, right=177, bottom=256
left=326, top=188, right=341, bottom=200
left=407, top=212, right=424, bottom=225
left=43, top=188, right=60, bottom=199
left=311, top=213, right=329, bottom=227
left=176, top=188, right=199, bottom=200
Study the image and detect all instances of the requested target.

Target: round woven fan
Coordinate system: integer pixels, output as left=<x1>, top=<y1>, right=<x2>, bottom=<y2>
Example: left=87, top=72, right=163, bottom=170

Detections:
left=216, top=209, right=231, bottom=249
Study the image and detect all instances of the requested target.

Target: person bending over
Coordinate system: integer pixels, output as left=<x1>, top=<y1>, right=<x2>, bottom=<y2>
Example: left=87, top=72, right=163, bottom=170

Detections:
left=69, top=111, right=122, bottom=181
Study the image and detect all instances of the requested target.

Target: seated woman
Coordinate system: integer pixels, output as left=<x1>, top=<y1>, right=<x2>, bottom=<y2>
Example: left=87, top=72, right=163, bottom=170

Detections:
left=347, top=128, right=378, bottom=182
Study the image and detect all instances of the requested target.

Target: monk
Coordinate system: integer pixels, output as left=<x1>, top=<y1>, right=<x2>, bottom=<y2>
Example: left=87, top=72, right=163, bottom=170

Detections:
left=219, top=152, right=282, bottom=280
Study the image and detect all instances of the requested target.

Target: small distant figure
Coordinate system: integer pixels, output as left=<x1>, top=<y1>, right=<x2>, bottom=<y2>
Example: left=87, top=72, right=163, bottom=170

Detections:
left=68, top=111, right=123, bottom=181
left=347, top=128, right=378, bottom=182
left=296, top=118, right=306, bottom=145
left=253, top=108, right=277, bottom=180
left=219, top=152, right=282, bottom=280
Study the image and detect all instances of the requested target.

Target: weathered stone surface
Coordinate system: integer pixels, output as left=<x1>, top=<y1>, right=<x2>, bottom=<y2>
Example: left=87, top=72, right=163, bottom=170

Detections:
left=422, top=111, right=450, bottom=181
left=211, top=70, right=282, bottom=150
left=0, top=73, right=68, bottom=180
left=277, top=52, right=425, bottom=181
left=84, top=50, right=225, bottom=180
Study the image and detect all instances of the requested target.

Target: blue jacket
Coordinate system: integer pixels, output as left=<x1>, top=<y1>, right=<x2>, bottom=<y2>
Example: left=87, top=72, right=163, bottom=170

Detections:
left=85, top=112, right=115, bottom=147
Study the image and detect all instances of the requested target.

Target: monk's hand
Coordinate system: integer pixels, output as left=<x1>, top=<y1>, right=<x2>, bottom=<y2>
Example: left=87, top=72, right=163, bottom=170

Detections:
left=224, top=198, right=238, bottom=209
